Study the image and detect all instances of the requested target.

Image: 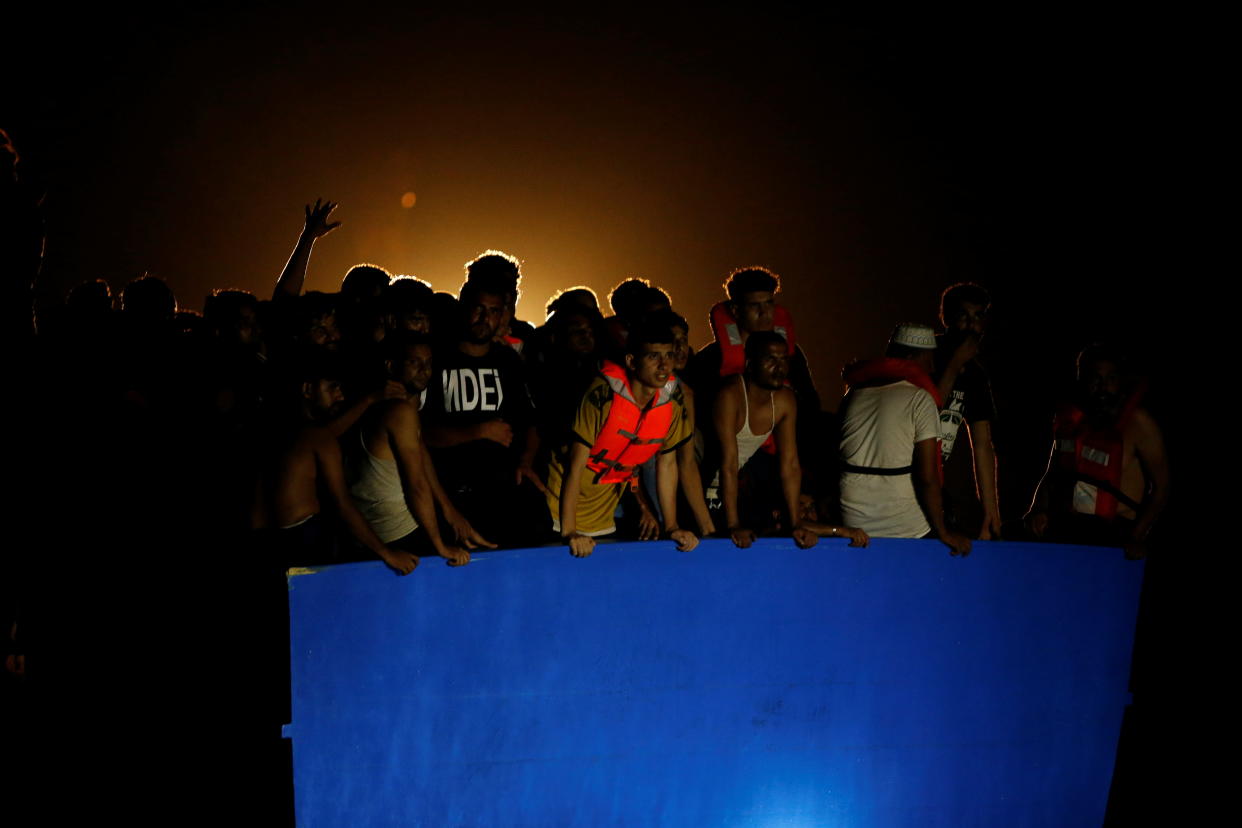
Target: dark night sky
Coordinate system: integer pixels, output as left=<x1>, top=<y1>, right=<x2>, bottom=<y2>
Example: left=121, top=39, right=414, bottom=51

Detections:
left=10, top=7, right=1172, bottom=484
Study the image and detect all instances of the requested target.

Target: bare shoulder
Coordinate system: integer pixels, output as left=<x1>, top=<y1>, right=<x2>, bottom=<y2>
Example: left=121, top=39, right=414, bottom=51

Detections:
left=379, top=397, right=418, bottom=426
left=1126, top=406, right=1165, bottom=448
left=776, top=386, right=797, bottom=414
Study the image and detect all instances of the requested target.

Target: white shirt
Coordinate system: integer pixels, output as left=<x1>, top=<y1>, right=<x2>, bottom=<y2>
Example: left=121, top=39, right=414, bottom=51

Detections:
left=838, top=381, right=941, bottom=538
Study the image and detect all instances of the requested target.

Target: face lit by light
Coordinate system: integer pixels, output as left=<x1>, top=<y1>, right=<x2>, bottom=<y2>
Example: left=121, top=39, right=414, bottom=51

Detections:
left=671, top=325, right=690, bottom=371
left=466, top=292, right=506, bottom=344
left=628, top=342, right=675, bottom=389
left=735, top=290, right=776, bottom=334
left=394, top=344, right=434, bottom=394
left=749, top=340, right=789, bottom=390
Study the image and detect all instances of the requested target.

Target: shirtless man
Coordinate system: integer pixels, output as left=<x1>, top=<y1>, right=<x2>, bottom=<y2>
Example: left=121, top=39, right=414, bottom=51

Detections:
left=254, top=355, right=418, bottom=575
left=1025, top=344, right=1169, bottom=559
left=712, top=331, right=866, bottom=549
left=350, top=334, right=489, bottom=564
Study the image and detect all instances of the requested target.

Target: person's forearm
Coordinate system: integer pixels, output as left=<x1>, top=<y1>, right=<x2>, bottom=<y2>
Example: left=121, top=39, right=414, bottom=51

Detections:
left=423, top=423, right=482, bottom=448
left=916, top=477, right=949, bottom=537
left=274, top=231, right=316, bottom=300
left=1131, top=481, right=1169, bottom=541
left=781, top=459, right=803, bottom=531
left=560, top=467, right=582, bottom=538
left=720, top=452, right=741, bottom=528
left=405, top=474, right=452, bottom=556
left=677, top=442, right=713, bottom=533
left=971, top=426, right=1000, bottom=520
left=657, top=452, right=680, bottom=532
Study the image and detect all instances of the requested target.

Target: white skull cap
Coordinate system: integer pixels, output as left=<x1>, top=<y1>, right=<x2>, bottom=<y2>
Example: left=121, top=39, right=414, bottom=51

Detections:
left=890, top=323, right=937, bottom=350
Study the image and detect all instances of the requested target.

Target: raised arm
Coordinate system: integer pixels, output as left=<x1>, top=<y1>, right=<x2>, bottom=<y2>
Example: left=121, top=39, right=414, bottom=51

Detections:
left=273, top=199, right=340, bottom=300
left=915, top=438, right=971, bottom=557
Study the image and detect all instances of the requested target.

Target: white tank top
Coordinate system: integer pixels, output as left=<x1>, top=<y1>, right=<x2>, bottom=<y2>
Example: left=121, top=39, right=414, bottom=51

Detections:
left=708, top=376, right=776, bottom=493
left=348, top=429, right=418, bottom=543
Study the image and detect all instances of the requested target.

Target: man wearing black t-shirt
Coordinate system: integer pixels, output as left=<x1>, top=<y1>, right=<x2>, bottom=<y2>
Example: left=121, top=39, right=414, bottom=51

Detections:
left=934, top=283, right=1002, bottom=539
left=421, top=281, right=550, bottom=548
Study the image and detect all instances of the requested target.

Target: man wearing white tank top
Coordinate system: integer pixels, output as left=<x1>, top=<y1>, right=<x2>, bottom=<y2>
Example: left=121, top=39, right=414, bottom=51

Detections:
left=711, top=331, right=866, bottom=549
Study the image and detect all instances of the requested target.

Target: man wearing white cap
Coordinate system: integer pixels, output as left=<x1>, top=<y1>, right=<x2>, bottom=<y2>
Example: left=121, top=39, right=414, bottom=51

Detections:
left=837, top=324, right=973, bottom=556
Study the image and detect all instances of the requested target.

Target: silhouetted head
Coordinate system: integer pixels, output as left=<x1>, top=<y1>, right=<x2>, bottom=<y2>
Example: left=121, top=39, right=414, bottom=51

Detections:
left=745, top=330, right=790, bottom=390
left=204, top=289, right=261, bottom=349
left=546, top=307, right=601, bottom=357
left=121, top=274, right=176, bottom=324
left=67, top=279, right=114, bottom=317
left=608, top=278, right=653, bottom=318
left=465, top=250, right=521, bottom=299
left=545, top=286, right=599, bottom=319
left=341, top=264, right=392, bottom=302
left=386, top=277, right=435, bottom=334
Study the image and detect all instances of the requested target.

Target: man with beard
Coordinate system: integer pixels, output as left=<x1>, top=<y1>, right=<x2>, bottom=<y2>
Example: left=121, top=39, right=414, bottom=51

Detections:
left=710, top=332, right=864, bottom=549
left=1025, top=344, right=1168, bottom=559
left=253, top=354, right=418, bottom=574
left=349, top=333, right=487, bottom=566
left=933, top=283, right=1002, bottom=539
left=548, top=319, right=699, bottom=558
left=421, top=280, right=549, bottom=548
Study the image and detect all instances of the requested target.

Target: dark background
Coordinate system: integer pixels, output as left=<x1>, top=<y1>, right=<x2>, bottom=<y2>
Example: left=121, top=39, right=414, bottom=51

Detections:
left=6, top=6, right=1190, bottom=823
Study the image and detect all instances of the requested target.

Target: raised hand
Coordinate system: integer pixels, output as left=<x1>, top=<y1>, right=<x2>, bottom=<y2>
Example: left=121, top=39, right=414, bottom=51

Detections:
left=303, top=198, right=341, bottom=240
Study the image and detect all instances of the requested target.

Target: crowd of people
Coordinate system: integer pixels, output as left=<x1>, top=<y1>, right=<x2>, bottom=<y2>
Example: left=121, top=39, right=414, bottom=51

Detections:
left=13, top=193, right=1172, bottom=597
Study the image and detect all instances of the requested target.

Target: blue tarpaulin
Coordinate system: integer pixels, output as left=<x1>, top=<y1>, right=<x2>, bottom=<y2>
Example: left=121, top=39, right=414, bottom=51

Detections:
left=285, top=538, right=1142, bottom=826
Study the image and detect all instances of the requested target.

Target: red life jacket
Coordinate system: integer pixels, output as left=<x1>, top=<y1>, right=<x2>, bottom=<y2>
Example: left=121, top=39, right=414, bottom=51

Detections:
left=840, top=357, right=944, bottom=482
left=709, top=301, right=797, bottom=377
left=1052, top=388, right=1144, bottom=520
left=586, top=361, right=679, bottom=485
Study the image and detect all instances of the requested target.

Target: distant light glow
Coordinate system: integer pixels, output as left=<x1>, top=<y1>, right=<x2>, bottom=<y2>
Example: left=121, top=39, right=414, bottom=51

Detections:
left=400, top=192, right=417, bottom=208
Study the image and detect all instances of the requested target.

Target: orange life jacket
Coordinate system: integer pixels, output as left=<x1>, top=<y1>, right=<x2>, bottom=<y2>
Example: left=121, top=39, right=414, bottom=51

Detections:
left=586, top=361, right=679, bottom=485
left=709, top=301, right=797, bottom=377
left=1052, top=388, right=1144, bottom=520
